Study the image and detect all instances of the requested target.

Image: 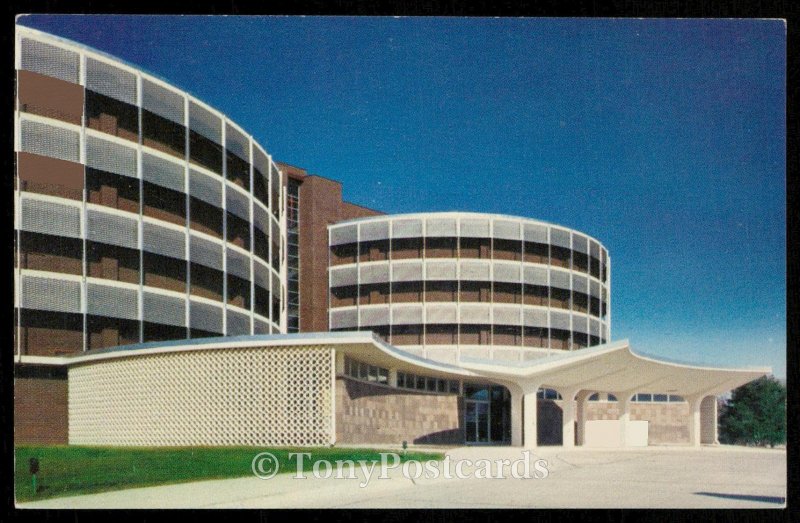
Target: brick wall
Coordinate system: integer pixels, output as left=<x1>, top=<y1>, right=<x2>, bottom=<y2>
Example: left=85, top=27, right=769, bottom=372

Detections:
left=535, top=400, right=691, bottom=445
left=279, top=163, right=383, bottom=333
left=584, top=402, right=690, bottom=445
left=15, top=376, right=69, bottom=445
left=336, top=382, right=693, bottom=447
left=336, top=377, right=463, bottom=445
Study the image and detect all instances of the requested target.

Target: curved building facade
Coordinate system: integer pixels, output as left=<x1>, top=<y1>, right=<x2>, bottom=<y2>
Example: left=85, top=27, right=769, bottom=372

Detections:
left=328, top=213, right=610, bottom=363
left=14, top=26, right=286, bottom=358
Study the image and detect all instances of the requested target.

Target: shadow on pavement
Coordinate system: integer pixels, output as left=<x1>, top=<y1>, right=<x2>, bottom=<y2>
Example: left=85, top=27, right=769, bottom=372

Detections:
left=694, top=492, right=785, bottom=505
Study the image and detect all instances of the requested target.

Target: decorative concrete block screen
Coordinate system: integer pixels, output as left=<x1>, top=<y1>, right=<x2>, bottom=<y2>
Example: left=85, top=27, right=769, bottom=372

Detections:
left=69, top=346, right=335, bottom=447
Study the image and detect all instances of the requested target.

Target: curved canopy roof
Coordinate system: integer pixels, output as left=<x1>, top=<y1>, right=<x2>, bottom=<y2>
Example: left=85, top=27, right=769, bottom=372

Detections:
left=459, top=339, right=770, bottom=398
left=50, top=332, right=770, bottom=399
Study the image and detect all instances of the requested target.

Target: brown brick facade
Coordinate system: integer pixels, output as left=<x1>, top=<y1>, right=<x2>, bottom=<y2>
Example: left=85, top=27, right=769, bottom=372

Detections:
left=335, top=377, right=464, bottom=445
left=14, top=375, right=69, bottom=445
left=537, top=400, right=692, bottom=446
left=17, top=152, right=84, bottom=201
left=17, top=69, right=84, bottom=125
left=584, top=401, right=691, bottom=445
left=279, top=163, right=382, bottom=333
left=17, top=310, right=84, bottom=356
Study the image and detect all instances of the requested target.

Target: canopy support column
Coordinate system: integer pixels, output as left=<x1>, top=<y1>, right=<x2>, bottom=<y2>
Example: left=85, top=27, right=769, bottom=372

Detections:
left=575, top=390, right=593, bottom=446
left=557, top=388, right=582, bottom=448
left=509, top=384, right=523, bottom=447
left=701, top=396, right=719, bottom=445
left=688, top=395, right=703, bottom=447
left=615, top=392, right=633, bottom=447
left=688, top=394, right=719, bottom=446
left=522, top=383, right=541, bottom=448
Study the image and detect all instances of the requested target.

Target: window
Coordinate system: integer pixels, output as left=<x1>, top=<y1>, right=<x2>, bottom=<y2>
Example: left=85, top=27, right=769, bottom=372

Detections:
left=424, top=237, right=456, bottom=258
left=19, top=231, right=83, bottom=275
left=86, top=168, right=140, bottom=213
left=573, top=251, right=589, bottom=273
left=189, top=130, right=222, bottom=174
left=523, top=241, right=548, bottom=263
left=391, top=324, right=423, bottom=345
left=85, top=90, right=139, bottom=142
left=391, top=237, right=422, bottom=259
left=537, top=388, right=562, bottom=400
left=225, top=150, right=250, bottom=189
left=396, top=369, right=459, bottom=395
left=588, top=393, right=617, bottom=402
left=331, top=243, right=357, bottom=265
left=631, top=393, right=677, bottom=403
left=142, top=109, right=185, bottom=158
left=492, top=239, right=522, bottom=261
left=459, top=237, right=490, bottom=259
left=189, top=197, right=223, bottom=238
left=226, top=212, right=250, bottom=250
left=342, top=356, right=389, bottom=387
left=143, top=181, right=186, bottom=226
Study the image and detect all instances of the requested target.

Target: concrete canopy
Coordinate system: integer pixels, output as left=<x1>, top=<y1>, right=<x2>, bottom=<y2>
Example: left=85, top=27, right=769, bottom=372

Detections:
left=57, top=332, right=769, bottom=406
left=457, top=339, right=770, bottom=400
left=454, top=339, right=769, bottom=449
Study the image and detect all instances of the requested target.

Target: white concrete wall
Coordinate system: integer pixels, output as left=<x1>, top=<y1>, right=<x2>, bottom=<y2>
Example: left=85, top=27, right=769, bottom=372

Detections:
left=584, top=420, right=648, bottom=447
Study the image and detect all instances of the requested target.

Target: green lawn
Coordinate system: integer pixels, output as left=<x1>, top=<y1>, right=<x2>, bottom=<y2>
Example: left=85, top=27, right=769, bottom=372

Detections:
left=15, top=445, right=443, bottom=502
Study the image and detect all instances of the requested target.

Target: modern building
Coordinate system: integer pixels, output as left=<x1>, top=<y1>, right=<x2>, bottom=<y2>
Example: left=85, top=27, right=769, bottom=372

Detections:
left=13, top=26, right=770, bottom=449
left=327, top=213, right=610, bottom=362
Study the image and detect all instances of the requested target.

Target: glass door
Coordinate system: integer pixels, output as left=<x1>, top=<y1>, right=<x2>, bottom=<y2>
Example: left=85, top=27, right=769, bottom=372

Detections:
left=465, top=398, right=490, bottom=444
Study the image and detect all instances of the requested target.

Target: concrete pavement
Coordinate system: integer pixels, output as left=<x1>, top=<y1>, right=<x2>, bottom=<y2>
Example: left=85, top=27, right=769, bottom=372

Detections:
left=18, top=445, right=786, bottom=509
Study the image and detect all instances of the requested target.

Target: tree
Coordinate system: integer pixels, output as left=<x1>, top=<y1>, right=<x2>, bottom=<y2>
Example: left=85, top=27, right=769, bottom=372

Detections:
left=718, top=375, right=786, bottom=447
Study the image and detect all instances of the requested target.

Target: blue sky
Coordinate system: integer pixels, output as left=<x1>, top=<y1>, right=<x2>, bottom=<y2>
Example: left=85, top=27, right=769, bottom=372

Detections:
left=18, top=16, right=786, bottom=378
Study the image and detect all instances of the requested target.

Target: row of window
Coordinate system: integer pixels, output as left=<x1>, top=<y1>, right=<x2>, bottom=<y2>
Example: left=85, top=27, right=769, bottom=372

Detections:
left=286, top=178, right=300, bottom=333
left=16, top=73, right=281, bottom=217
left=16, top=231, right=280, bottom=319
left=336, top=325, right=604, bottom=350
left=529, top=391, right=687, bottom=402
left=331, top=239, right=607, bottom=282
left=342, top=356, right=389, bottom=385
left=343, top=355, right=464, bottom=395
left=331, top=282, right=607, bottom=318
left=586, top=393, right=685, bottom=402
left=18, top=159, right=280, bottom=270
left=15, top=308, right=274, bottom=356
left=397, top=371, right=461, bottom=394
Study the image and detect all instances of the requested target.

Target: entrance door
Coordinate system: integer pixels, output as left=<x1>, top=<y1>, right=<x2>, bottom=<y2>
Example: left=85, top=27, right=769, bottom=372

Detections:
left=464, top=384, right=511, bottom=445
left=465, top=399, right=490, bottom=444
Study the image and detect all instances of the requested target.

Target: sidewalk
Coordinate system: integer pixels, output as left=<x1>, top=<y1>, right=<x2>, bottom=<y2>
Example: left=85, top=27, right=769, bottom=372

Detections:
left=18, top=446, right=787, bottom=509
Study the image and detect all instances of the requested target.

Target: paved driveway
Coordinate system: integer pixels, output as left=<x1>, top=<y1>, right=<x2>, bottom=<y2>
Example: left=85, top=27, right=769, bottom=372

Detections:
left=18, top=446, right=786, bottom=509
